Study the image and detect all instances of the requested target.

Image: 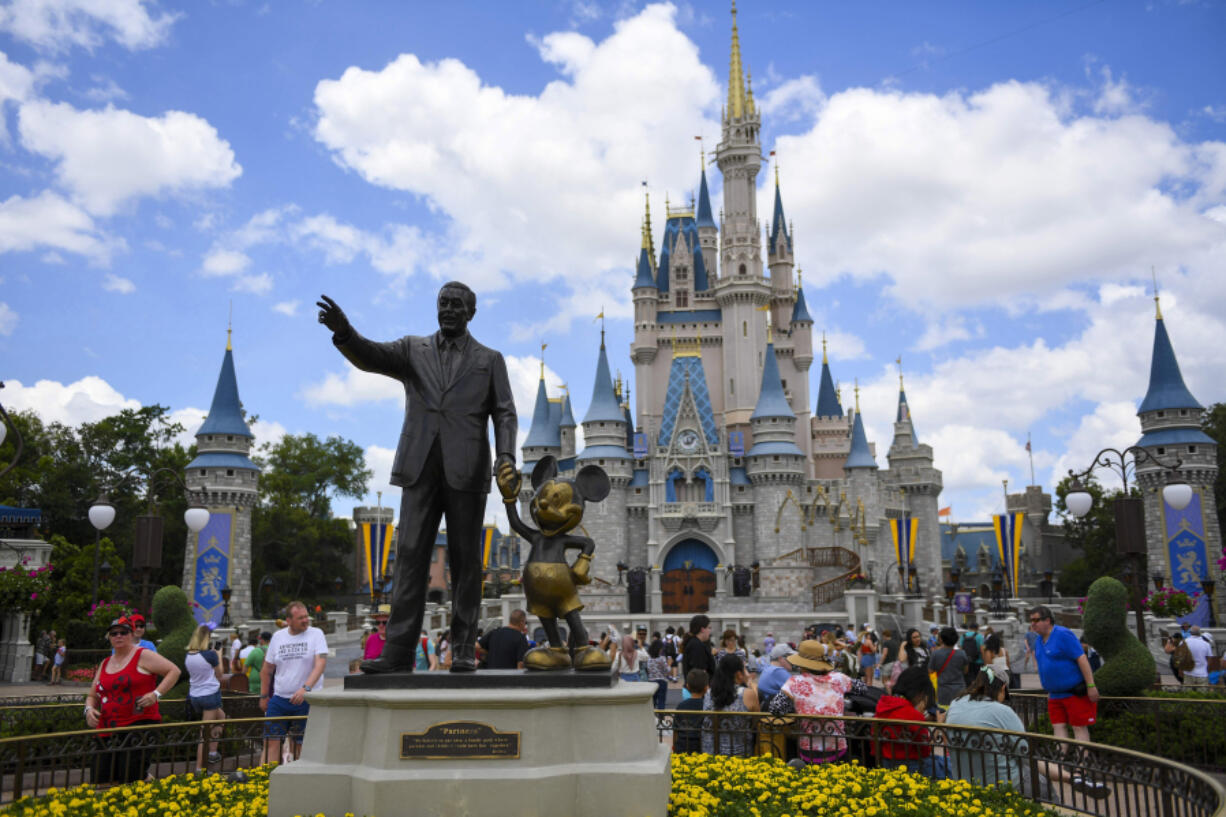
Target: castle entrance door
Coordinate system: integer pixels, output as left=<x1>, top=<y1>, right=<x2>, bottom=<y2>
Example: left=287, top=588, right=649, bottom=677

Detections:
left=661, top=539, right=718, bottom=614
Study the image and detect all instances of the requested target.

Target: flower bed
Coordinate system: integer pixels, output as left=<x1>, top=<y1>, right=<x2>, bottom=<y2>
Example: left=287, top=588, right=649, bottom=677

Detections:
left=669, top=754, right=1060, bottom=817
left=4, top=757, right=1061, bottom=817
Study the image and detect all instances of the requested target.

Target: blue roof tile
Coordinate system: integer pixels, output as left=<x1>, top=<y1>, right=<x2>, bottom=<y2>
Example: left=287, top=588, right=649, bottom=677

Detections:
left=696, top=167, right=716, bottom=229
left=186, top=451, right=260, bottom=471
left=747, top=439, right=804, bottom=457
left=197, top=348, right=253, bottom=438
left=730, top=466, right=751, bottom=486
left=815, top=359, right=842, bottom=418
left=576, top=444, right=632, bottom=461
left=582, top=343, right=625, bottom=424
left=523, top=378, right=556, bottom=448
left=1138, top=318, right=1202, bottom=414
left=634, top=244, right=656, bottom=289
left=560, top=393, right=576, bottom=428
left=845, top=411, right=878, bottom=469
left=751, top=342, right=793, bottom=420
left=1135, top=427, right=1216, bottom=448
left=657, top=356, right=720, bottom=447
left=769, top=181, right=792, bottom=256
left=791, top=286, right=812, bottom=323
left=656, top=309, right=722, bottom=324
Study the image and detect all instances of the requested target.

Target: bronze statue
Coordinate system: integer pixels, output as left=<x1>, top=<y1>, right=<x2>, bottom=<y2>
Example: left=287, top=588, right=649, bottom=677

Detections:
left=317, top=284, right=517, bottom=673
left=497, top=455, right=612, bottom=671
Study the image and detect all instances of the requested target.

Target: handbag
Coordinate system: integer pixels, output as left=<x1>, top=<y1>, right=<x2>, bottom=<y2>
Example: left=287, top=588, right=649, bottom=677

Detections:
left=930, top=648, right=956, bottom=704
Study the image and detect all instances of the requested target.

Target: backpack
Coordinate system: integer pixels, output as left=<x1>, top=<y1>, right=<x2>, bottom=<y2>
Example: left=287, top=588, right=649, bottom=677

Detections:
left=1174, top=641, right=1195, bottom=672
left=961, top=633, right=981, bottom=664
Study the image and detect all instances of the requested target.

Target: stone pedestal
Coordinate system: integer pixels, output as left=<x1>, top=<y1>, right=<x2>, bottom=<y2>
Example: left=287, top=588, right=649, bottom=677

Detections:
left=844, top=588, right=878, bottom=631
left=0, top=611, right=33, bottom=683
left=269, top=674, right=669, bottom=817
left=902, top=597, right=925, bottom=628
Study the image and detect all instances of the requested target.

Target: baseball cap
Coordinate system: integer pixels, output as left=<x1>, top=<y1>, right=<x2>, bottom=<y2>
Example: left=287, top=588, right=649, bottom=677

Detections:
left=769, top=643, right=797, bottom=661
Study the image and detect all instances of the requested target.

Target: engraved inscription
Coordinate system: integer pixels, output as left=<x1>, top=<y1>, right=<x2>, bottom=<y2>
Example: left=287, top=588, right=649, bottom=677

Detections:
left=400, top=721, right=520, bottom=760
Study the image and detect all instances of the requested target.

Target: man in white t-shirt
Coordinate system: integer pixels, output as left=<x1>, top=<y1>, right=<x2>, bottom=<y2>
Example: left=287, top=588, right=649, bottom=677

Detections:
left=230, top=635, right=243, bottom=673
left=260, top=601, right=328, bottom=762
left=1184, top=627, right=1214, bottom=686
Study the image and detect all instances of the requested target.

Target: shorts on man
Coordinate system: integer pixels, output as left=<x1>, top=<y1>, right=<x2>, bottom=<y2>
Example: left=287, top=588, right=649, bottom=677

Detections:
left=1047, top=694, right=1096, bottom=727
left=264, top=695, right=310, bottom=741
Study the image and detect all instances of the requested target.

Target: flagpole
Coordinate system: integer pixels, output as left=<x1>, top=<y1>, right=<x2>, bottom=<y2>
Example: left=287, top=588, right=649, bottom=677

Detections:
left=1027, top=432, right=1035, bottom=486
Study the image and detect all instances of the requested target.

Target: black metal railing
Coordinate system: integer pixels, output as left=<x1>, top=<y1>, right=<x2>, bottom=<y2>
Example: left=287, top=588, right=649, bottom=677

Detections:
left=0, top=716, right=301, bottom=803
left=655, top=709, right=1226, bottom=817
left=0, top=694, right=264, bottom=739
left=1009, top=692, right=1226, bottom=774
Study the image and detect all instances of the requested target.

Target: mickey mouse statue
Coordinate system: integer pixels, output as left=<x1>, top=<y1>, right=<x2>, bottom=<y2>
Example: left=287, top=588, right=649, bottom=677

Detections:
left=496, top=455, right=613, bottom=671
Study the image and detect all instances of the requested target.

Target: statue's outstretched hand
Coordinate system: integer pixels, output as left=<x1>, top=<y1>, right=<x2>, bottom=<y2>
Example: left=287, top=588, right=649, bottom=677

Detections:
left=316, top=294, right=351, bottom=336
left=571, top=553, right=593, bottom=585
left=496, top=460, right=520, bottom=502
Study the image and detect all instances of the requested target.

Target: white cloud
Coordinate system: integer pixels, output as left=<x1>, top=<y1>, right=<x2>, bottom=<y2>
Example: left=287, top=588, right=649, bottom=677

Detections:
left=83, top=75, right=128, bottom=102
left=914, top=314, right=982, bottom=352
left=201, top=248, right=250, bottom=276
left=0, top=0, right=179, bottom=52
left=272, top=300, right=299, bottom=317
left=300, top=367, right=401, bottom=408
left=102, top=273, right=134, bottom=293
left=0, top=50, right=35, bottom=107
left=312, top=3, right=721, bottom=304
left=1, top=375, right=141, bottom=426
left=0, top=301, right=16, bottom=335
left=770, top=80, right=1226, bottom=309
left=0, top=189, right=121, bottom=262
left=18, top=100, right=241, bottom=215
left=1048, top=401, right=1140, bottom=493
left=758, top=75, right=824, bottom=123
left=231, top=272, right=272, bottom=295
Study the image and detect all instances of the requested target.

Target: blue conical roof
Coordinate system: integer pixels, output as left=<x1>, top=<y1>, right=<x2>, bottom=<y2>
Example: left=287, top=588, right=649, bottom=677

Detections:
left=1138, top=317, right=1202, bottom=414
left=583, top=343, right=625, bottom=423
left=560, top=393, right=576, bottom=428
left=769, top=181, right=792, bottom=256
left=896, top=388, right=919, bottom=446
left=197, top=347, right=253, bottom=438
left=523, top=378, right=555, bottom=447
left=815, top=359, right=842, bottom=418
left=696, top=167, right=716, bottom=229
left=845, top=410, right=878, bottom=469
left=791, top=286, right=812, bottom=323
left=633, top=244, right=656, bottom=289
left=751, top=342, right=793, bottom=420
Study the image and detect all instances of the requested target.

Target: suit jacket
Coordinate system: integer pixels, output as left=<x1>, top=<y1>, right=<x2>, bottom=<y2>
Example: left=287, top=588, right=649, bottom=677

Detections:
left=335, top=328, right=517, bottom=493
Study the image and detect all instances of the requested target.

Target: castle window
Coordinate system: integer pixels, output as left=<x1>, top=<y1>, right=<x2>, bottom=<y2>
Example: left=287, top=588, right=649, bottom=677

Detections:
left=676, top=268, right=688, bottom=280
left=1157, top=447, right=1165, bottom=455
left=739, top=264, right=747, bottom=275
left=227, top=435, right=233, bottom=441
left=1188, top=446, right=1197, bottom=453
left=200, top=469, right=206, bottom=477
left=742, top=321, right=747, bottom=337
left=1180, top=409, right=1188, bottom=416
left=676, top=291, right=688, bottom=307
left=773, top=456, right=780, bottom=462
left=226, top=469, right=235, bottom=476
left=1157, top=411, right=1165, bottom=418
left=730, top=378, right=735, bottom=395
left=635, top=488, right=642, bottom=494
left=781, top=379, right=787, bottom=390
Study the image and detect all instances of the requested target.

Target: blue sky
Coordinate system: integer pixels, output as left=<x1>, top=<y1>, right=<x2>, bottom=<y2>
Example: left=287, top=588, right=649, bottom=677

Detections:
left=2, top=0, right=1224, bottom=529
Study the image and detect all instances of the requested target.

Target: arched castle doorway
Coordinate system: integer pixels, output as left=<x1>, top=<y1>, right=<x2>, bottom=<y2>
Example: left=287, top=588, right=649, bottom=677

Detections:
left=661, top=538, right=718, bottom=614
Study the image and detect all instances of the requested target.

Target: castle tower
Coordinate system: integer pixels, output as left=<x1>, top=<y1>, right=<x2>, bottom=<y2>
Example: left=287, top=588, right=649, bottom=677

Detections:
left=559, top=391, right=576, bottom=462
left=696, top=161, right=719, bottom=279
left=812, top=337, right=852, bottom=479
left=522, top=368, right=561, bottom=471
left=767, top=169, right=795, bottom=330
left=789, top=278, right=814, bottom=460
left=576, top=336, right=633, bottom=582
left=183, top=330, right=260, bottom=626
left=631, top=199, right=661, bottom=429
left=1134, top=296, right=1221, bottom=619
left=886, top=370, right=944, bottom=597
left=714, top=1, right=769, bottom=431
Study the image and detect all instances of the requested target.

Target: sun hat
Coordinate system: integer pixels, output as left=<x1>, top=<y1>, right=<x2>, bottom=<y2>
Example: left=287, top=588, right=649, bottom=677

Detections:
left=372, top=604, right=391, bottom=620
left=787, top=640, right=835, bottom=673
left=769, top=643, right=796, bottom=661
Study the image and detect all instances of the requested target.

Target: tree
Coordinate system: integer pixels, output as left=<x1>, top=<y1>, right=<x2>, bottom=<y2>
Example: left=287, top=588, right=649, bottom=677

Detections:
left=251, top=432, right=372, bottom=604
left=1201, top=402, right=1226, bottom=552
left=1054, top=475, right=1145, bottom=597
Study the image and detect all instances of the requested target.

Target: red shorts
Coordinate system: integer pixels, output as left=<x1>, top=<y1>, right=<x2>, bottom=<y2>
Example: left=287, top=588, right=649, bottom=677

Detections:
left=1048, top=695, right=1096, bottom=727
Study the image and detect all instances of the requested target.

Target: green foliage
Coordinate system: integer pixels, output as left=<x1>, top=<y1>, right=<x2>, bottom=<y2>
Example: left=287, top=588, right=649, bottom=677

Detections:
left=1082, top=576, right=1155, bottom=696
left=0, top=559, right=53, bottom=615
left=151, top=585, right=197, bottom=684
left=1054, top=476, right=1146, bottom=597
left=255, top=432, right=371, bottom=519
left=42, top=534, right=129, bottom=642
left=1201, top=402, right=1226, bottom=572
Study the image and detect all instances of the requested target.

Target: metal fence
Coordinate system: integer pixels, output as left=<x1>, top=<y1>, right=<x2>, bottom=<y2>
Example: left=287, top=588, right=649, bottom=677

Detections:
left=0, top=716, right=299, bottom=803
left=1009, top=692, right=1226, bottom=774
left=0, top=694, right=264, bottom=738
left=656, top=709, right=1226, bottom=817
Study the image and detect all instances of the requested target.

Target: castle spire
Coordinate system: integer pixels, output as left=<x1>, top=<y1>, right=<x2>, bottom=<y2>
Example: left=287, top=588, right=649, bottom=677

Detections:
left=845, top=389, right=878, bottom=470
left=815, top=332, right=841, bottom=418
left=523, top=375, right=554, bottom=449
left=197, top=334, right=253, bottom=438
left=769, top=166, right=791, bottom=257
left=751, top=340, right=792, bottom=421
left=1137, top=306, right=1202, bottom=415
left=696, top=164, right=716, bottom=229
left=726, top=1, right=746, bottom=121
left=583, top=340, right=624, bottom=423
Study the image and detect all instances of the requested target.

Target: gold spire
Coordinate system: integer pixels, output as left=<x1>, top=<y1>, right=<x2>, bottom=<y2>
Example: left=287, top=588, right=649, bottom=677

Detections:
left=836, top=381, right=842, bottom=405
left=756, top=302, right=772, bottom=344
left=746, top=66, right=755, bottom=115
left=896, top=355, right=904, bottom=389
left=1152, top=266, right=1163, bottom=320
left=727, top=1, right=745, bottom=120
left=822, top=330, right=828, bottom=365
left=540, top=341, right=547, bottom=378
left=226, top=300, right=233, bottom=351
left=854, top=379, right=861, bottom=413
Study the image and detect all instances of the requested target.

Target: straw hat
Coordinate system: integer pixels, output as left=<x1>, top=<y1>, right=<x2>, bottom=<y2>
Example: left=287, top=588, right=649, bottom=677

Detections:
left=787, top=640, right=834, bottom=673
left=372, top=604, right=391, bottom=620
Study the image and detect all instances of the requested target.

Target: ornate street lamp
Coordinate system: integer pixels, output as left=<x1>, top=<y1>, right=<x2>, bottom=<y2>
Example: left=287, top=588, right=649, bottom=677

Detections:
left=1152, top=573, right=1165, bottom=592
left=944, top=578, right=957, bottom=627
left=990, top=570, right=1005, bottom=615
left=88, top=492, right=116, bottom=605
left=1043, top=570, right=1055, bottom=605
left=136, top=468, right=210, bottom=612
left=220, top=585, right=233, bottom=627
left=1202, top=579, right=1218, bottom=628
left=259, top=574, right=277, bottom=619
left=1066, top=446, right=1191, bottom=643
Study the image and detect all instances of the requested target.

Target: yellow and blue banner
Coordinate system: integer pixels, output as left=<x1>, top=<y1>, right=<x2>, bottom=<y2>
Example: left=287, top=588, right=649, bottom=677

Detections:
left=362, top=522, right=394, bottom=598
left=482, top=526, right=495, bottom=569
left=889, top=515, right=918, bottom=585
left=993, top=512, right=1025, bottom=596
left=193, top=511, right=233, bottom=625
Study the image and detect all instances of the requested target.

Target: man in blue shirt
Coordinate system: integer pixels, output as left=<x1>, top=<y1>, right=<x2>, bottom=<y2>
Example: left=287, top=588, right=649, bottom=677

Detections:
left=1029, top=605, right=1099, bottom=740
left=757, top=643, right=795, bottom=701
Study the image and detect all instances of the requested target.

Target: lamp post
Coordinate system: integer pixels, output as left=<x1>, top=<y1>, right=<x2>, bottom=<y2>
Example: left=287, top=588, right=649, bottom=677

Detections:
left=0, top=381, right=24, bottom=479
left=136, top=468, right=210, bottom=614
left=88, top=492, right=116, bottom=605
left=220, top=585, right=232, bottom=627
left=990, top=569, right=1005, bottom=615
left=908, top=563, right=920, bottom=598
left=944, top=578, right=957, bottom=628
left=1202, top=579, right=1218, bottom=628
left=1152, top=573, right=1165, bottom=592
left=259, top=575, right=277, bottom=619
left=1065, top=446, right=1192, bottom=644
left=1042, top=570, right=1054, bottom=605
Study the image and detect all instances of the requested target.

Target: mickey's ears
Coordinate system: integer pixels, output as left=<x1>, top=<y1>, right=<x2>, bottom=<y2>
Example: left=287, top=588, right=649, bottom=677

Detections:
left=574, top=464, right=610, bottom=503
left=531, top=456, right=558, bottom=490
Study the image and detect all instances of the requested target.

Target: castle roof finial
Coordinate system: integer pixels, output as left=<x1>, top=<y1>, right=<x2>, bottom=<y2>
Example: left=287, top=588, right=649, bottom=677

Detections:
left=726, top=1, right=746, bottom=121
left=1152, top=266, right=1163, bottom=320
left=897, top=355, right=904, bottom=389
left=822, top=331, right=828, bottom=364
left=854, top=378, right=861, bottom=413
left=226, top=300, right=233, bottom=351
left=540, top=341, right=547, bottom=379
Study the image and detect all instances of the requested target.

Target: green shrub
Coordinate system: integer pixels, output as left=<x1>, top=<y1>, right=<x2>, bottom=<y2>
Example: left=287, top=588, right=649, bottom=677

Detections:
left=151, top=585, right=196, bottom=691
left=1082, top=576, right=1154, bottom=696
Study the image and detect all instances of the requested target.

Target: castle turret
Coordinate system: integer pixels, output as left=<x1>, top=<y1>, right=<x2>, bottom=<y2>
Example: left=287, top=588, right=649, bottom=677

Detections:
left=1134, top=294, right=1220, bottom=620
left=632, top=197, right=660, bottom=428
left=577, top=336, right=632, bottom=583
left=522, top=370, right=560, bottom=469
left=767, top=169, right=795, bottom=331
left=183, top=330, right=260, bottom=626
left=811, top=336, right=852, bottom=479
left=559, top=391, right=576, bottom=462
left=696, top=161, right=718, bottom=278
left=886, top=368, right=944, bottom=599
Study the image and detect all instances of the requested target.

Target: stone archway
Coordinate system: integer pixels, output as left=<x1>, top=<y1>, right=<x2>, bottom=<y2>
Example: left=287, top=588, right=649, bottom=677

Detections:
left=660, top=538, right=720, bottom=615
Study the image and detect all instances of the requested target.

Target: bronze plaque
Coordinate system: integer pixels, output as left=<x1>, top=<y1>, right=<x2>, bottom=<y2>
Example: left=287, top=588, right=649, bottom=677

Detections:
left=400, top=721, right=520, bottom=760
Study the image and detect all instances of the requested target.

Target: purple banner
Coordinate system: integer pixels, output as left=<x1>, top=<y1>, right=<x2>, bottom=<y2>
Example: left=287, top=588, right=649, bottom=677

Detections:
left=193, top=511, right=232, bottom=625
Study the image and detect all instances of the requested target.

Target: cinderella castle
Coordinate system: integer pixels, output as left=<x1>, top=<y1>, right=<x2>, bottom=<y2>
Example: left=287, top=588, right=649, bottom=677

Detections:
left=516, top=6, right=944, bottom=619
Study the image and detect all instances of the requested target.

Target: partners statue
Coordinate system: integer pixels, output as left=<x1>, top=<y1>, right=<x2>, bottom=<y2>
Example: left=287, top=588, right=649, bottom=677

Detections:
left=496, top=455, right=612, bottom=671
left=317, top=284, right=517, bottom=673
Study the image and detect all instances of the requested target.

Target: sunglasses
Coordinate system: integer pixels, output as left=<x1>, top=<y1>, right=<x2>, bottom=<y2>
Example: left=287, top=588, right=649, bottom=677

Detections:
left=1028, top=618, right=1042, bottom=624
left=376, top=622, right=387, bottom=627
left=108, top=630, right=131, bottom=637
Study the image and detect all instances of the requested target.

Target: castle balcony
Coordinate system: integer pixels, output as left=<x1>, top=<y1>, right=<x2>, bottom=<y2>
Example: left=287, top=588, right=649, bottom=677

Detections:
left=657, top=501, right=722, bottom=532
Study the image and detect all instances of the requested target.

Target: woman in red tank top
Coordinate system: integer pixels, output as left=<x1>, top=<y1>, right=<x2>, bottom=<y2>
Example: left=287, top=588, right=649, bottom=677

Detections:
left=84, top=616, right=181, bottom=784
